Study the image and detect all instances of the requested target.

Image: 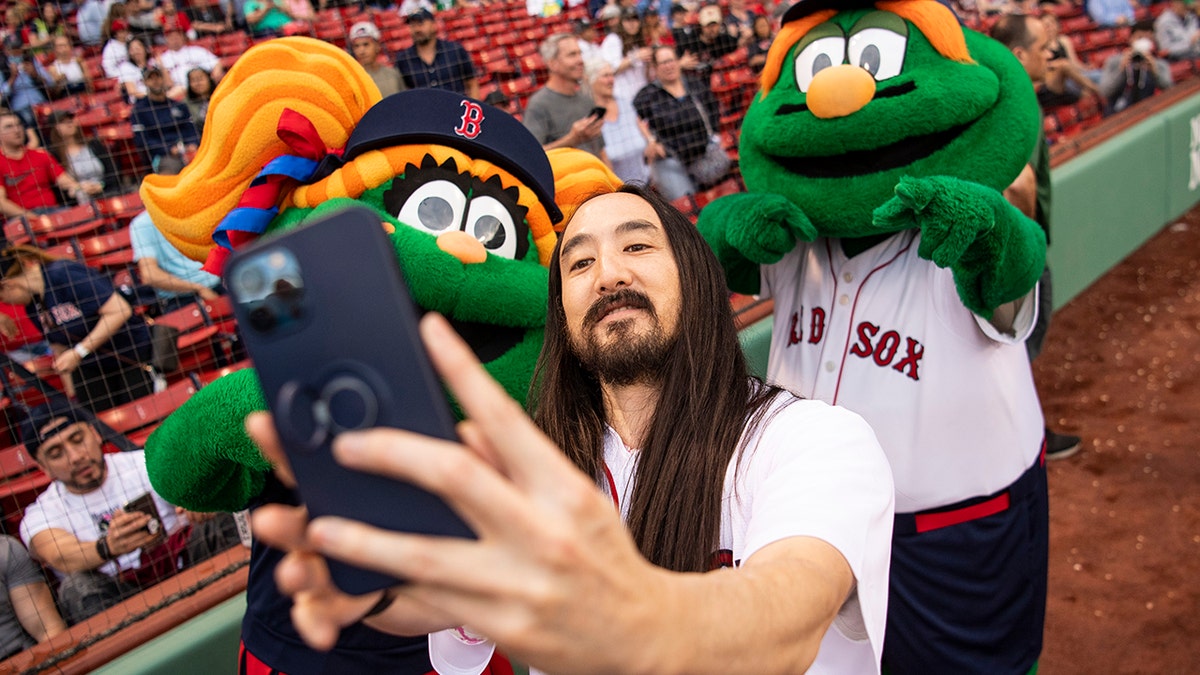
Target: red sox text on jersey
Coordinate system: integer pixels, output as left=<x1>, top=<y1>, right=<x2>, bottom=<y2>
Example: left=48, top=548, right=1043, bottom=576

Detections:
left=786, top=307, right=925, bottom=381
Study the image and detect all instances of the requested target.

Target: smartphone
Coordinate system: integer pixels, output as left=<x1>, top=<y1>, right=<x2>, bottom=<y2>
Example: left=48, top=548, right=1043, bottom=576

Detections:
left=589, top=105, right=607, bottom=119
left=225, top=205, right=474, bottom=595
left=123, top=493, right=164, bottom=536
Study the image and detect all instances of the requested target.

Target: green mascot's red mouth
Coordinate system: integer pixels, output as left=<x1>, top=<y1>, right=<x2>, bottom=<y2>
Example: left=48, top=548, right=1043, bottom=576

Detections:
left=765, top=121, right=972, bottom=179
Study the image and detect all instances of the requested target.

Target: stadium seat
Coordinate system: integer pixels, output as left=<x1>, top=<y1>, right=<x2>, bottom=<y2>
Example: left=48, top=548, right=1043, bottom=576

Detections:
left=22, top=204, right=108, bottom=243
left=76, top=228, right=134, bottom=270
left=94, top=191, right=145, bottom=227
left=95, top=378, right=199, bottom=447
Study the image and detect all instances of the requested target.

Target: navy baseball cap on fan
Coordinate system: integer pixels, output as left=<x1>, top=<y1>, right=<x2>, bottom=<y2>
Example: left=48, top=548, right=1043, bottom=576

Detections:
left=406, top=8, right=435, bottom=23
left=311, top=89, right=563, bottom=224
left=18, top=399, right=93, bottom=458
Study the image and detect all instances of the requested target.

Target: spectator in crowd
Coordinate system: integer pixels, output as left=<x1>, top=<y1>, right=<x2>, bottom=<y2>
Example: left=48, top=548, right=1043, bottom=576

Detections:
left=0, top=7, right=27, bottom=55
left=132, top=65, right=199, bottom=175
left=640, top=8, right=673, bottom=47
left=76, top=0, right=110, bottom=47
left=482, top=88, right=518, bottom=114
left=47, top=35, right=94, bottom=97
left=117, top=37, right=168, bottom=101
left=159, top=25, right=224, bottom=97
left=574, top=17, right=604, bottom=63
left=723, top=0, right=756, bottom=45
left=46, top=111, right=120, bottom=199
left=243, top=0, right=303, bottom=37
left=17, top=399, right=240, bottom=624
left=1100, top=20, right=1172, bottom=114
left=0, top=246, right=156, bottom=410
left=0, top=112, right=91, bottom=218
left=184, top=67, right=215, bottom=133
left=1, top=37, right=52, bottom=129
left=129, top=210, right=223, bottom=313
left=991, top=12, right=1085, bottom=459
left=1038, top=10, right=1105, bottom=107
left=586, top=58, right=653, bottom=183
left=393, top=8, right=480, bottom=98
left=601, top=7, right=652, bottom=100
left=158, top=0, right=194, bottom=37
left=634, top=45, right=726, bottom=200
left=1087, top=0, right=1136, bottom=27
left=182, top=0, right=234, bottom=36
left=597, top=3, right=622, bottom=34
left=252, top=185, right=894, bottom=675
left=524, top=33, right=607, bottom=159
left=684, top=4, right=739, bottom=77
left=100, top=14, right=133, bottom=79
left=670, top=2, right=698, bottom=50
left=397, top=0, right=435, bottom=16
left=349, top=22, right=405, bottom=98
left=126, top=0, right=164, bottom=44
left=746, top=14, right=774, bottom=72
left=0, top=535, right=66, bottom=659
left=1155, top=0, right=1200, bottom=60
left=23, top=3, right=67, bottom=55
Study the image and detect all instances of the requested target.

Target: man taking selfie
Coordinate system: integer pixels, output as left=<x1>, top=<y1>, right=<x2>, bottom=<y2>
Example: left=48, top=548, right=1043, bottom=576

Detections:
left=253, top=185, right=896, bottom=674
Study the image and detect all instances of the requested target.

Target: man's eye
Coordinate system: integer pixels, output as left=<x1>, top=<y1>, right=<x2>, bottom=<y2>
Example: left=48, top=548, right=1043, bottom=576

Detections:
left=569, top=258, right=592, bottom=271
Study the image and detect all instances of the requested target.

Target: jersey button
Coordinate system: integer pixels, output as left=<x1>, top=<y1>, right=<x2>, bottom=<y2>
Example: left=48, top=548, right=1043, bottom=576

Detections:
left=825, top=361, right=836, bottom=372
left=839, top=295, right=849, bottom=305
left=843, top=272, right=853, bottom=282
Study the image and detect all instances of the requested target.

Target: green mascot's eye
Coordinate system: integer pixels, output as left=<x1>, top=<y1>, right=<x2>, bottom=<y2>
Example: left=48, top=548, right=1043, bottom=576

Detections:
left=397, top=180, right=468, bottom=234
left=465, top=195, right=517, bottom=259
left=794, top=36, right=846, bottom=92
left=847, top=28, right=907, bottom=80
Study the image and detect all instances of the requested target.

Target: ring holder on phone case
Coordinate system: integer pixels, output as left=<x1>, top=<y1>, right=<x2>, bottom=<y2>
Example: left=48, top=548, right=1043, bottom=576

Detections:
left=276, top=362, right=389, bottom=451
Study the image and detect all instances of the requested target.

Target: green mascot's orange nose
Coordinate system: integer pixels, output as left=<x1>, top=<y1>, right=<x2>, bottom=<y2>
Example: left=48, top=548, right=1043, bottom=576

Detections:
left=807, top=64, right=877, bottom=119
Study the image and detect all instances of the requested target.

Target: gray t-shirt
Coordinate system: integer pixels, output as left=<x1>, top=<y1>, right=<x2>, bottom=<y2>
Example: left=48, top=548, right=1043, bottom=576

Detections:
left=0, top=536, right=44, bottom=659
left=522, top=86, right=605, bottom=159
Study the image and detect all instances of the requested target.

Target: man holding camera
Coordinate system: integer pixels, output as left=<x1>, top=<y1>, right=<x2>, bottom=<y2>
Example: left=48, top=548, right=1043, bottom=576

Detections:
left=1100, top=20, right=1173, bottom=114
left=17, top=400, right=239, bottom=624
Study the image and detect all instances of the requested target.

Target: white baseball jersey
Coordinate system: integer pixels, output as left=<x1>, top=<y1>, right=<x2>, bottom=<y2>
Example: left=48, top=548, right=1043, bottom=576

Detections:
left=430, top=391, right=895, bottom=674
left=761, top=231, right=1044, bottom=514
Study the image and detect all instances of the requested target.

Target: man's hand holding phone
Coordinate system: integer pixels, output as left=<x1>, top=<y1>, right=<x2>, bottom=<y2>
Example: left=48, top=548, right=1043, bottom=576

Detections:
left=102, top=509, right=163, bottom=560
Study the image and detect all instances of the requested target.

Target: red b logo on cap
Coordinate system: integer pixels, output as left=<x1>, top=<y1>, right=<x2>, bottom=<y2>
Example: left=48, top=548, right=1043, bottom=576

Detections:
left=454, top=100, right=484, bottom=140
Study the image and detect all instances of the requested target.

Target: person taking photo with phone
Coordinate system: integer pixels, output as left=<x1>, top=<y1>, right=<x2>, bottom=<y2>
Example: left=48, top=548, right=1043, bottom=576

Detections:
left=252, top=185, right=896, bottom=674
left=16, top=399, right=241, bottom=624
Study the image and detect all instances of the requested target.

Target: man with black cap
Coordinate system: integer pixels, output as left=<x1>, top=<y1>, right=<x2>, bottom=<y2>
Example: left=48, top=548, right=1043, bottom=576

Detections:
left=16, top=399, right=239, bottom=624
left=393, top=8, right=480, bottom=99
left=131, top=65, right=200, bottom=176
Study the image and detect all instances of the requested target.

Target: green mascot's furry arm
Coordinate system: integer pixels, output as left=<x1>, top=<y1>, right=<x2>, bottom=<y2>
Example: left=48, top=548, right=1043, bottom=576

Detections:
left=141, top=37, right=621, bottom=513
left=698, top=0, right=1045, bottom=319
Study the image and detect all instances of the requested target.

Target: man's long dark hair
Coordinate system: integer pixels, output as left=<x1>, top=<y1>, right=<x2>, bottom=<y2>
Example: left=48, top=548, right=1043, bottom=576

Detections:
left=531, top=183, right=786, bottom=573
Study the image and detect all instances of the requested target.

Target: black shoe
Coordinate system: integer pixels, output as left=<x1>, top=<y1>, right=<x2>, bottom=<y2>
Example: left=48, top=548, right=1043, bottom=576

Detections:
left=1045, top=428, right=1082, bottom=460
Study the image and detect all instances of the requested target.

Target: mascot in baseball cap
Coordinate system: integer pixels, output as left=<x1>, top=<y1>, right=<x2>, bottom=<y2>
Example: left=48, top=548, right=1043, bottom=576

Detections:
left=139, top=37, right=619, bottom=675
left=698, top=0, right=1049, bottom=672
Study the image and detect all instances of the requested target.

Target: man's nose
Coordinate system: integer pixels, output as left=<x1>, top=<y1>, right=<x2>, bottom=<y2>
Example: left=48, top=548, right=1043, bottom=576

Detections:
left=593, top=255, right=630, bottom=293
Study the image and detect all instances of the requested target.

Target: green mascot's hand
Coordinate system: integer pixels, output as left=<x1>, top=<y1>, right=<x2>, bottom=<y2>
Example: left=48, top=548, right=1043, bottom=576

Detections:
left=698, top=192, right=817, bottom=295
left=145, top=368, right=271, bottom=513
left=873, top=175, right=1047, bottom=317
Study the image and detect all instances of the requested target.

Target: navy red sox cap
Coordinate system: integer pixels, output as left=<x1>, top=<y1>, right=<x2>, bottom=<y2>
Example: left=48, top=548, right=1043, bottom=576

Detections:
left=17, top=398, right=95, bottom=458
left=313, top=89, right=563, bottom=224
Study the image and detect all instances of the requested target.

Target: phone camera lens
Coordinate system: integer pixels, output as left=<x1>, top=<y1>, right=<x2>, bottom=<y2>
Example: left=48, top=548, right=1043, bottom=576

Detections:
left=248, top=304, right=276, bottom=333
left=236, top=263, right=267, bottom=297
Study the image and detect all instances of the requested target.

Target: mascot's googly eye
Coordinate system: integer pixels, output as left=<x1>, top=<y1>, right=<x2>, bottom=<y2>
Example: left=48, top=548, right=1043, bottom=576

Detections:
left=465, top=195, right=518, bottom=260
left=848, top=28, right=906, bottom=81
left=794, top=36, right=846, bottom=92
left=397, top=180, right=469, bottom=235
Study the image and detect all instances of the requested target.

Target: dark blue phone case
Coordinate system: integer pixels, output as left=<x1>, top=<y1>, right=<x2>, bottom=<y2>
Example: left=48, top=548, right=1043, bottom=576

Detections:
left=226, top=206, right=474, bottom=596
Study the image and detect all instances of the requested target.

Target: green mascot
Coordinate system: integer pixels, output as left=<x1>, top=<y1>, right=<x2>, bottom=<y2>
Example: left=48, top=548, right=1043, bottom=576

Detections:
left=698, top=1, right=1049, bottom=672
left=138, top=38, right=619, bottom=675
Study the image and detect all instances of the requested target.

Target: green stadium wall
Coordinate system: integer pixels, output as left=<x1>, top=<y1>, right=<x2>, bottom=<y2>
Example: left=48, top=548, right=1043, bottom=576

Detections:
left=92, top=91, right=1200, bottom=674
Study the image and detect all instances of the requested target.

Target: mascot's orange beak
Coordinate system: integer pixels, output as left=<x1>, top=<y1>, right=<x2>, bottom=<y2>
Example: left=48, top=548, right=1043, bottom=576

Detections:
left=806, top=64, right=877, bottom=119
left=437, top=230, right=489, bottom=264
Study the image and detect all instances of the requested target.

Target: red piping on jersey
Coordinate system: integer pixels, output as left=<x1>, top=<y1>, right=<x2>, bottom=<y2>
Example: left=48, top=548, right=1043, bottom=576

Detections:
left=603, top=464, right=619, bottom=510
left=829, top=235, right=917, bottom=404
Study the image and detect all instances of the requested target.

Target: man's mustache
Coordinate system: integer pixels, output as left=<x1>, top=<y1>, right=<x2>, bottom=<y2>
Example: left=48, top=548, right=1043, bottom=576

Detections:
left=584, top=289, right=655, bottom=327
